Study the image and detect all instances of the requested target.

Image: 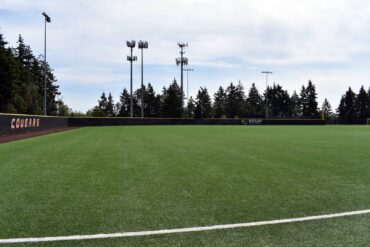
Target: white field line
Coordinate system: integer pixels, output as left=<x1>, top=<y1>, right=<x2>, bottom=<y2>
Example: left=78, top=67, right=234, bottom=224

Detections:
left=1, top=209, right=369, bottom=244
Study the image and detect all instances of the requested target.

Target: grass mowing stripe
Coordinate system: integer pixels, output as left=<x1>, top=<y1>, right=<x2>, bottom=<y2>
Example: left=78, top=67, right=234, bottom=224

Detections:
left=0, top=209, right=369, bottom=244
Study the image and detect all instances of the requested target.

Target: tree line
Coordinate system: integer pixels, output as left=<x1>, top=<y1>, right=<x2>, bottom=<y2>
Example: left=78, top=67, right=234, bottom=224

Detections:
left=337, top=86, right=370, bottom=120
left=0, top=32, right=65, bottom=115
left=89, top=79, right=370, bottom=120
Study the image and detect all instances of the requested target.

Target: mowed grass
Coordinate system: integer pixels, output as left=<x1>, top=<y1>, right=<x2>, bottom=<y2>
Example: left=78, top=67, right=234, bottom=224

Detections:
left=0, top=125, right=369, bottom=246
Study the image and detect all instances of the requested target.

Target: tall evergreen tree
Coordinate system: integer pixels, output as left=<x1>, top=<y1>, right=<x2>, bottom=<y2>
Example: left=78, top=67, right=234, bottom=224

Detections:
left=213, top=86, right=226, bottom=118
left=337, top=87, right=356, bottom=120
left=30, top=58, right=43, bottom=114
left=15, top=35, right=39, bottom=114
left=306, top=80, right=319, bottom=117
left=133, top=88, right=142, bottom=117
left=144, top=83, right=161, bottom=117
left=160, top=79, right=183, bottom=118
left=98, top=92, right=107, bottom=114
left=118, top=88, right=130, bottom=117
left=0, top=33, right=18, bottom=112
left=299, top=85, right=307, bottom=117
left=15, top=35, right=34, bottom=68
left=265, top=84, right=290, bottom=117
left=225, top=82, right=245, bottom=118
left=40, top=59, right=60, bottom=115
left=194, top=87, right=212, bottom=119
left=106, top=93, right=115, bottom=116
left=337, top=96, right=345, bottom=120
left=300, top=80, right=319, bottom=118
left=0, top=33, right=6, bottom=48
left=236, top=81, right=246, bottom=117
left=290, top=90, right=301, bottom=118
left=355, top=86, right=369, bottom=119
left=246, top=83, right=263, bottom=116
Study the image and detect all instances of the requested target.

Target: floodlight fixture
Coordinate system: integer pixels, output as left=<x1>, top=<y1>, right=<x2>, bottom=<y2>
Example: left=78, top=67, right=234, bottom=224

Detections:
left=138, top=40, right=149, bottom=118
left=138, top=40, right=148, bottom=49
left=126, top=40, right=136, bottom=48
left=262, top=71, right=273, bottom=119
left=178, top=42, right=188, bottom=49
left=42, top=12, right=51, bottom=23
left=262, top=71, right=273, bottom=75
left=176, top=57, right=188, bottom=66
left=127, top=55, right=137, bottom=61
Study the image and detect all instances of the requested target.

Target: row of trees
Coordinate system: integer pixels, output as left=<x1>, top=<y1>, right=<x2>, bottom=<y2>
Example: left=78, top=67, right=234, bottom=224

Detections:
left=337, top=86, right=370, bottom=120
left=87, top=80, right=370, bottom=120
left=87, top=82, right=173, bottom=118
left=0, top=32, right=63, bottom=115
left=203, top=80, right=320, bottom=119
left=89, top=79, right=369, bottom=120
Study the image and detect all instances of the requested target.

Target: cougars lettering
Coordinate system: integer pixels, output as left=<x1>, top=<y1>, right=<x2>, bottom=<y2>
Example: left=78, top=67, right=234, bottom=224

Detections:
left=10, top=118, right=40, bottom=129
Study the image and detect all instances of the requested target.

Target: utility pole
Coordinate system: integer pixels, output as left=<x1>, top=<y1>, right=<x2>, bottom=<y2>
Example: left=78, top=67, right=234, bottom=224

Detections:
left=42, top=12, right=51, bottom=115
left=138, top=41, right=148, bottom=118
left=262, top=71, right=273, bottom=119
left=126, top=40, right=137, bottom=118
left=176, top=42, right=188, bottom=108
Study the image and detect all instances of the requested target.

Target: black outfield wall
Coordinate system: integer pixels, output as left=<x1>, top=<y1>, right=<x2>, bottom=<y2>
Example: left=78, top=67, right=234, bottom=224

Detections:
left=69, top=118, right=326, bottom=126
left=0, top=113, right=327, bottom=136
left=0, top=114, right=68, bottom=136
left=328, top=119, right=367, bottom=125
left=67, top=117, right=242, bottom=126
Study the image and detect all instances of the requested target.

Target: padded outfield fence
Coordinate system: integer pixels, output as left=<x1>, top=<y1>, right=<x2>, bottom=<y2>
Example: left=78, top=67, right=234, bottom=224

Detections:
left=0, top=113, right=327, bottom=136
left=0, top=114, right=68, bottom=136
left=68, top=118, right=326, bottom=126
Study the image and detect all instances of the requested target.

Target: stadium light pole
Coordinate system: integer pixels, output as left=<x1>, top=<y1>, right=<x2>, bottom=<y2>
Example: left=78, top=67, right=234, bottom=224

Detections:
left=138, top=41, right=148, bottom=118
left=262, top=71, right=273, bottom=119
left=176, top=42, right=188, bottom=108
left=183, top=68, right=193, bottom=113
left=127, top=40, right=137, bottom=118
left=42, top=12, right=51, bottom=116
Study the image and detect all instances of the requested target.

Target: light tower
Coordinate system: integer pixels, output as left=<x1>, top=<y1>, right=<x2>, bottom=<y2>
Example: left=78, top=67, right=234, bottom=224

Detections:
left=127, top=40, right=137, bottom=118
left=138, top=40, right=148, bottom=118
left=176, top=42, right=188, bottom=108
left=262, top=71, right=273, bottom=119
left=42, top=11, right=51, bottom=115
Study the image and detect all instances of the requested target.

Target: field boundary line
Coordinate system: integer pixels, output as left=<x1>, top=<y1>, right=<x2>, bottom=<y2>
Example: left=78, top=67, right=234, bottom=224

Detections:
left=1, top=209, right=369, bottom=244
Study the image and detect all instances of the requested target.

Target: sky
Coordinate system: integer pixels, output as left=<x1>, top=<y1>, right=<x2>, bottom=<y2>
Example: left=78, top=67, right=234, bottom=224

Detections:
left=1, top=0, right=370, bottom=112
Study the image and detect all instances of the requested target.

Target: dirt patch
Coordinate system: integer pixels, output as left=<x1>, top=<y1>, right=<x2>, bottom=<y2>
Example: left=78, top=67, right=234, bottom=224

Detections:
left=0, top=127, right=78, bottom=144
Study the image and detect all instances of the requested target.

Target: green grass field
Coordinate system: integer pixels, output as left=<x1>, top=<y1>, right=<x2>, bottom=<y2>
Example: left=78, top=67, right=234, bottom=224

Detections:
left=0, top=126, right=369, bottom=246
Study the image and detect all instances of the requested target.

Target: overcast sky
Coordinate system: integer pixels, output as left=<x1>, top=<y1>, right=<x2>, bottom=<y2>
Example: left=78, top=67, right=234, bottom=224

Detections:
left=1, top=0, right=370, bottom=112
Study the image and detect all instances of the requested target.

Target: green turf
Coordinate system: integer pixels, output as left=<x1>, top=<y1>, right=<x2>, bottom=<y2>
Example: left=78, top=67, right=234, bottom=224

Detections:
left=0, top=126, right=369, bottom=246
